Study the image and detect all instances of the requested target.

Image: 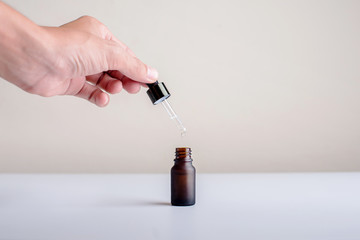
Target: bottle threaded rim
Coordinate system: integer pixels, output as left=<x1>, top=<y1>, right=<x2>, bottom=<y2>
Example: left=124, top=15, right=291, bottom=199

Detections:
left=175, top=147, right=192, bottom=158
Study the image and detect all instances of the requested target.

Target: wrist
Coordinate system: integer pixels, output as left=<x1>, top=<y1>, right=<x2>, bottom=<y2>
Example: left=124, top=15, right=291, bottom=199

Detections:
left=0, top=2, right=54, bottom=90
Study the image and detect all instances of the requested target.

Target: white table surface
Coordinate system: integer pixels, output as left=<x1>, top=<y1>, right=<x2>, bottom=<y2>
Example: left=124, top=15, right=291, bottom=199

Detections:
left=0, top=173, right=359, bottom=240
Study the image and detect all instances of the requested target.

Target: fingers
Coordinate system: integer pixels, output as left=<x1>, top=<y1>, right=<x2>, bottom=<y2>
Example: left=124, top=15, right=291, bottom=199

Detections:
left=122, top=77, right=141, bottom=94
left=60, top=15, right=159, bottom=94
left=107, top=70, right=141, bottom=94
left=103, top=39, right=158, bottom=84
left=86, top=72, right=123, bottom=94
left=102, top=76, right=123, bottom=94
left=75, top=82, right=109, bottom=107
left=73, top=72, right=141, bottom=107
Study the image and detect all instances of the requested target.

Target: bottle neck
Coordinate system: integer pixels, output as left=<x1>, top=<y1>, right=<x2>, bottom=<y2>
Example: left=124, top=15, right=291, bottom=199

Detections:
left=175, top=147, right=192, bottom=161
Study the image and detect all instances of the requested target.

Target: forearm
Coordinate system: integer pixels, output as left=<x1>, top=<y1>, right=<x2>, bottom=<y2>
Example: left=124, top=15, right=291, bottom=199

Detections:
left=0, top=2, right=52, bottom=90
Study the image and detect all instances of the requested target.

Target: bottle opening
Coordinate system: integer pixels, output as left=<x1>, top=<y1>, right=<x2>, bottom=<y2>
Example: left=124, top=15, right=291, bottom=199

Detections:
left=175, top=147, right=192, bottom=159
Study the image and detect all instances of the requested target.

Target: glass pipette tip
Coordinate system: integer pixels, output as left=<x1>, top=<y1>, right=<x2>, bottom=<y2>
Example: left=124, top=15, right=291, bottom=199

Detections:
left=161, top=99, right=187, bottom=137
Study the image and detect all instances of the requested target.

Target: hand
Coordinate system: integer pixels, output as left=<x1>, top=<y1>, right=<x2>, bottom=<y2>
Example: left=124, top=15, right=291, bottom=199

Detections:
left=0, top=2, right=158, bottom=107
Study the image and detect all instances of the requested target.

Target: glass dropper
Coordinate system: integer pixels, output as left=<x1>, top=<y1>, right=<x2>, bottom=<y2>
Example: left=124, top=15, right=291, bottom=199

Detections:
left=161, top=99, right=187, bottom=137
left=146, top=81, right=186, bottom=136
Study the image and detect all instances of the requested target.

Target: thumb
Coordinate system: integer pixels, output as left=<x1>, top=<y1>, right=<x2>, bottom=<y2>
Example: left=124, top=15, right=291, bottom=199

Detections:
left=103, top=40, right=158, bottom=84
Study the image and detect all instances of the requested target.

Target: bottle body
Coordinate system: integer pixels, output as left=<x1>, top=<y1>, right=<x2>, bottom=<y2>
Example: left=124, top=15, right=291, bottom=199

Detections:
left=171, top=148, right=196, bottom=206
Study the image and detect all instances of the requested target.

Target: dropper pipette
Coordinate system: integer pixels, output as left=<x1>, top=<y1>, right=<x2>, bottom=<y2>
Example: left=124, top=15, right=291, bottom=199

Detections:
left=146, top=81, right=186, bottom=136
left=161, top=99, right=186, bottom=136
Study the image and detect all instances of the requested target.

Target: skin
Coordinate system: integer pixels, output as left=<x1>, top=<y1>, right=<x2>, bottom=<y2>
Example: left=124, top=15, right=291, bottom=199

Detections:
left=0, top=2, right=158, bottom=107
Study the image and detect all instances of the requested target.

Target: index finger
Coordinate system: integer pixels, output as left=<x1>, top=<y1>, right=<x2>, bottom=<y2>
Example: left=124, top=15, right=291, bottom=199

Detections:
left=103, top=40, right=158, bottom=84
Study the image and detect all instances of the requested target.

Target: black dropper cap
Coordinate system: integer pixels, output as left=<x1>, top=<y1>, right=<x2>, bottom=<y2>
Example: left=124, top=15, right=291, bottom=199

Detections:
left=146, top=81, right=171, bottom=105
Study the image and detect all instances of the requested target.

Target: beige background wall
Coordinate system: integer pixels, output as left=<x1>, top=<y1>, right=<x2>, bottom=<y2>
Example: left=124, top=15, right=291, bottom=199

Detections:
left=1, top=0, right=360, bottom=173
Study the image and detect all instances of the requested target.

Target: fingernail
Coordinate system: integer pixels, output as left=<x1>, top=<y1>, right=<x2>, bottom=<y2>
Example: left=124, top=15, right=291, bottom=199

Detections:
left=147, top=66, right=158, bottom=82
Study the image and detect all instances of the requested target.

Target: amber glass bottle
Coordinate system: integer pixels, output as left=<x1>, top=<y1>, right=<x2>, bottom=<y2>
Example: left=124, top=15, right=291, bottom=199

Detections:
left=171, top=147, right=196, bottom=206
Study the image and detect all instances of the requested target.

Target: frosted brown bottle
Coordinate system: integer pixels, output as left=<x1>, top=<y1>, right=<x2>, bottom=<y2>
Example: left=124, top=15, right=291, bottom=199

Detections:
left=171, top=147, right=196, bottom=206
